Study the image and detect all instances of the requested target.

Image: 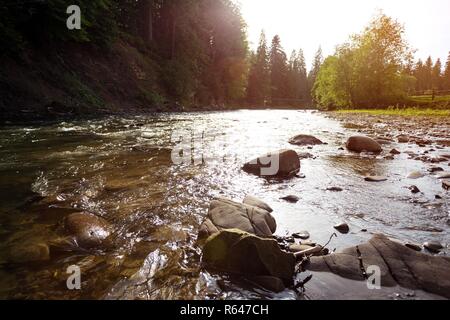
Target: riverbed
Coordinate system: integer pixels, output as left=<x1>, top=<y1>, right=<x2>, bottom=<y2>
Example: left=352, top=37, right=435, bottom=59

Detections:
left=0, top=110, right=448, bottom=299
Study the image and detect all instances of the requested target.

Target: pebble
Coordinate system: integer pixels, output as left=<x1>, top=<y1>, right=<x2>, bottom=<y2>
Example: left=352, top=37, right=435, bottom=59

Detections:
left=423, top=241, right=444, bottom=253
left=409, top=185, right=421, bottom=194
left=292, top=231, right=310, bottom=240
left=443, top=180, right=450, bottom=191
left=364, top=175, right=388, bottom=182
left=280, top=195, right=300, bottom=203
left=334, top=222, right=350, bottom=234
left=326, top=187, right=343, bottom=192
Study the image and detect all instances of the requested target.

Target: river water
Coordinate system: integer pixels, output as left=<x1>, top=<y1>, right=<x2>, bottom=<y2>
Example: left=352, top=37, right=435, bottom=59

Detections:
left=0, top=110, right=448, bottom=299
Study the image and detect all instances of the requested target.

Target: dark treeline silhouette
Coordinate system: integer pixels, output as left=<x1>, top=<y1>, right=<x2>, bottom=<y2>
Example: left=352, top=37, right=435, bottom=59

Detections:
left=405, top=54, right=450, bottom=93
left=247, top=31, right=319, bottom=106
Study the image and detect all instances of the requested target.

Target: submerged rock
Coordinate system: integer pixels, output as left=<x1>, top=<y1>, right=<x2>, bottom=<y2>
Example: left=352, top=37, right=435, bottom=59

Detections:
left=407, top=171, right=425, bottom=179
left=64, top=212, right=112, bottom=249
left=442, top=180, right=450, bottom=191
left=202, top=229, right=296, bottom=291
left=306, top=234, right=450, bottom=298
left=242, top=149, right=300, bottom=178
left=346, top=136, right=382, bottom=153
left=198, top=197, right=276, bottom=240
left=289, top=134, right=324, bottom=146
left=4, top=242, right=50, bottom=264
left=390, top=148, right=401, bottom=155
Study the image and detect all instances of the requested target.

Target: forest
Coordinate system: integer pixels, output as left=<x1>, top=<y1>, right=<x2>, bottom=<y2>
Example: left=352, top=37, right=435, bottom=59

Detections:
left=1, top=0, right=450, bottom=115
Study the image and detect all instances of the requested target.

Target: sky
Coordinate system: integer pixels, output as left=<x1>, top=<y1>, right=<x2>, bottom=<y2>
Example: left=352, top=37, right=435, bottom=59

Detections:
left=238, top=0, right=450, bottom=70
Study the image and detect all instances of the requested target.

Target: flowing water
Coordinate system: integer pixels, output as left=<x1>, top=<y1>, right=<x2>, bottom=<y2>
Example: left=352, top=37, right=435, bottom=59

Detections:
left=0, top=110, right=448, bottom=300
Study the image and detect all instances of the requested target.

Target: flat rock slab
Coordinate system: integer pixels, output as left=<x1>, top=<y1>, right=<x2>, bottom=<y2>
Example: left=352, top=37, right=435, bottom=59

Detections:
left=306, top=234, right=450, bottom=299
left=202, top=229, right=296, bottom=290
left=198, top=197, right=277, bottom=240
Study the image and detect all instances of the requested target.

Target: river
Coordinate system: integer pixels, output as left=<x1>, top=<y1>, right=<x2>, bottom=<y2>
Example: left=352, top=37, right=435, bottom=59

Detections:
left=0, top=110, right=448, bottom=299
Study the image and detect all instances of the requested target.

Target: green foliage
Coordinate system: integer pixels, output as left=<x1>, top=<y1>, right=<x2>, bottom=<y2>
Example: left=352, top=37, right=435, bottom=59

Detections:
left=337, top=107, right=450, bottom=117
left=313, top=13, right=413, bottom=108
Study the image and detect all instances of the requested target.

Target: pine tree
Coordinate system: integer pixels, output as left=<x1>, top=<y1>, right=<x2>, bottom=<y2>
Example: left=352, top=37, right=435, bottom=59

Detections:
left=424, top=56, right=433, bottom=90
left=247, top=30, right=270, bottom=105
left=432, top=58, right=442, bottom=90
left=444, top=52, right=450, bottom=90
left=308, top=46, right=323, bottom=94
left=269, top=35, right=288, bottom=103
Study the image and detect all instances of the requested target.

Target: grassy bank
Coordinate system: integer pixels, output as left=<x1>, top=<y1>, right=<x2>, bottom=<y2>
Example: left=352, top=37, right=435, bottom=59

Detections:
left=336, top=107, right=450, bottom=117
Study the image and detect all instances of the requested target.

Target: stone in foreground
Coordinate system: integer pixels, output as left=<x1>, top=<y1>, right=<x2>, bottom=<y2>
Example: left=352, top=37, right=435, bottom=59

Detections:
left=289, top=134, right=324, bottom=146
left=198, top=197, right=276, bottom=240
left=242, top=149, right=300, bottom=178
left=306, top=234, right=450, bottom=298
left=346, top=136, right=382, bottom=153
left=202, top=229, right=296, bottom=292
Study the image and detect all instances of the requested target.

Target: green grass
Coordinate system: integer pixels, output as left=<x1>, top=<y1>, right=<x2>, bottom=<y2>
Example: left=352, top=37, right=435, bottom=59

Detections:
left=336, top=107, right=450, bottom=117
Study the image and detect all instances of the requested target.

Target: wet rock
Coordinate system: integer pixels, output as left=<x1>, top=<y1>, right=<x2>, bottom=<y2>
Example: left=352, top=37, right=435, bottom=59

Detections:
left=326, top=187, right=343, bottom=192
left=390, top=148, right=401, bottom=155
left=407, top=171, right=425, bottom=179
left=409, top=186, right=421, bottom=194
left=298, top=152, right=314, bottom=159
left=346, top=136, right=382, bottom=153
left=198, top=197, right=277, bottom=240
left=334, top=222, right=350, bottom=234
left=243, top=195, right=273, bottom=213
left=364, top=175, right=387, bottom=182
left=428, top=166, right=444, bottom=173
left=242, top=149, right=300, bottom=178
left=405, top=243, right=422, bottom=252
left=384, top=155, right=395, bottom=160
left=202, top=229, right=295, bottom=287
left=376, top=138, right=393, bottom=145
left=65, top=212, right=112, bottom=249
left=292, top=231, right=310, bottom=240
left=437, top=172, right=450, bottom=179
left=442, top=180, right=450, bottom=191
left=280, top=195, right=300, bottom=203
left=306, top=234, right=450, bottom=298
left=289, top=134, right=324, bottom=146
left=397, top=135, right=410, bottom=143
left=435, top=194, right=442, bottom=199
left=423, top=241, right=444, bottom=253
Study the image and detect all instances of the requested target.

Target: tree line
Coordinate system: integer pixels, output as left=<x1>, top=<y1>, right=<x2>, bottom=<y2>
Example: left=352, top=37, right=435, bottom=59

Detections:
left=313, top=13, right=450, bottom=109
left=1, top=2, right=449, bottom=109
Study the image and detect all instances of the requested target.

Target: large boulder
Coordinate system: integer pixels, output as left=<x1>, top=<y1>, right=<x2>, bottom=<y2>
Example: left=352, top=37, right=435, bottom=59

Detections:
left=65, top=212, right=112, bottom=249
left=346, top=136, right=382, bottom=153
left=202, top=229, right=296, bottom=290
left=198, top=197, right=276, bottom=240
left=242, top=149, right=300, bottom=178
left=306, top=234, right=450, bottom=298
left=289, top=134, right=324, bottom=146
